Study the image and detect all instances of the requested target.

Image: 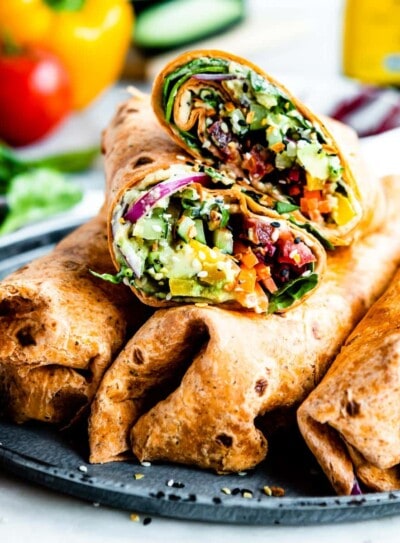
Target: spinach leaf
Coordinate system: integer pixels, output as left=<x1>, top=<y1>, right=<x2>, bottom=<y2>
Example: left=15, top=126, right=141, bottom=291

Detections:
left=274, top=201, right=300, bottom=214
left=268, top=272, right=318, bottom=313
left=288, top=216, right=334, bottom=250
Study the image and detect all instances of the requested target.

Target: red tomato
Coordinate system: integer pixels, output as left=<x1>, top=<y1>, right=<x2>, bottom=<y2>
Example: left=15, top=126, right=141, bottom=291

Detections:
left=0, top=46, right=72, bottom=147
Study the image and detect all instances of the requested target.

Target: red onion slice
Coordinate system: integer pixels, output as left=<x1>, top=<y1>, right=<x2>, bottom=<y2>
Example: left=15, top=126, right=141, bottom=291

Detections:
left=192, top=73, right=240, bottom=81
left=124, top=172, right=209, bottom=223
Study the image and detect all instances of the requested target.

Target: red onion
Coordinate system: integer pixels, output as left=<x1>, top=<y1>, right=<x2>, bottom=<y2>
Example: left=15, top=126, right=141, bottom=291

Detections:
left=124, top=172, right=209, bottom=223
left=192, top=73, right=240, bottom=81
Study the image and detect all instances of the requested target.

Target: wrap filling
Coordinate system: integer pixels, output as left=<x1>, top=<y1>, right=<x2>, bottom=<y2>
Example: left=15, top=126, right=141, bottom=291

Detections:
left=161, top=56, right=357, bottom=230
left=108, top=165, right=319, bottom=313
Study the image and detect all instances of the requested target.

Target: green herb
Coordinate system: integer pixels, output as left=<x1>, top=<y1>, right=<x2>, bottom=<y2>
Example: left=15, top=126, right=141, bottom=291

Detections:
left=0, top=168, right=82, bottom=235
left=90, top=265, right=133, bottom=285
left=268, top=272, right=318, bottom=313
left=274, top=201, right=300, bottom=214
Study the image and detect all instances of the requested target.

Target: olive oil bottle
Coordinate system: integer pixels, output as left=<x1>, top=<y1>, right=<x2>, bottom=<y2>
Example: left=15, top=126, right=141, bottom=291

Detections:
left=343, top=0, right=400, bottom=85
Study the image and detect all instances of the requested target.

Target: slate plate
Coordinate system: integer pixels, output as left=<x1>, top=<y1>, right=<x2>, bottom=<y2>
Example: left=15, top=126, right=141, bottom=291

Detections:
left=1, top=220, right=400, bottom=525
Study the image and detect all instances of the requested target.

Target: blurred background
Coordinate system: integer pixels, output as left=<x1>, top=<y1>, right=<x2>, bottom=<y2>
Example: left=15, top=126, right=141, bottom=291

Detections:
left=0, top=0, right=399, bottom=240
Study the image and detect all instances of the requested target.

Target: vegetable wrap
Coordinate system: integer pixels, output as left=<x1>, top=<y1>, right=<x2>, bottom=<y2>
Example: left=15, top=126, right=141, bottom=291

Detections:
left=103, top=95, right=326, bottom=314
left=298, top=263, right=400, bottom=495
left=0, top=212, right=151, bottom=425
left=152, top=50, right=383, bottom=246
left=89, top=177, right=400, bottom=469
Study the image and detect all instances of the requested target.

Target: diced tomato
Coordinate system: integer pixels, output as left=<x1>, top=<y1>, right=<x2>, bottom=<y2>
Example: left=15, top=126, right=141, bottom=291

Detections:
left=288, top=185, right=301, bottom=196
left=278, top=239, right=316, bottom=267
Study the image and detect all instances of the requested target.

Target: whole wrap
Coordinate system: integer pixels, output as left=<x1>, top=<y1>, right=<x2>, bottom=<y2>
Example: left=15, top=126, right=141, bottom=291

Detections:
left=0, top=212, right=151, bottom=425
left=298, top=263, right=400, bottom=495
left=151, top=49, right=384, bottom=245
left=103, top=93, right=326, bottom=313
left=89, top=177, right=400, bottom=470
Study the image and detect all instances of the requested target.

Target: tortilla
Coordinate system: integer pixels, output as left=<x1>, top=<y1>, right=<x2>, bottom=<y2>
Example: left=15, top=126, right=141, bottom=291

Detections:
left=103, top=94, right=326, bottom=314
left=89, top=177, right=399, bottom=470
left=0, top=212, right=151, bottom=425
left=297, top=263, right=400, bottom=494
left=151, top=49, right=384, bottom=246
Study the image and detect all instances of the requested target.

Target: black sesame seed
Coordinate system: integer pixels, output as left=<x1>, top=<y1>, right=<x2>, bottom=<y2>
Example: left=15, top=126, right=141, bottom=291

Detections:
left=143, top=517, right=152, bottom=526
left=186, top=494, right=197, bottom=502
left=271, top=221, right=281, bottom=228
left=172, top=481, right=185, bottom=489
left=294, top=236, right=301, bottom=244
left=231, top=488, right=241, bottom=495
left=168, top=494, right=181, bottom=501
left=213, top=497, right=222, bottom=504
left=150, top=491, right=165, bottom=499
left=243, top=83, right=248, bottom=93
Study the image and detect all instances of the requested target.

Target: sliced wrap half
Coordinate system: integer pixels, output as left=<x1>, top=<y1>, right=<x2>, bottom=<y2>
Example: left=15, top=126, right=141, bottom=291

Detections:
left=89, top=177, right=399, bottom=470
left=0, top=213, right=151, bottom=425
left=152, top=49, right=383, bottom=246
left=102, top=95, right=326, bottom=314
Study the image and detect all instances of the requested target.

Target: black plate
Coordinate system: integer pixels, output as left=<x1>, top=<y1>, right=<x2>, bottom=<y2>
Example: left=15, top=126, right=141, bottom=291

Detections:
left=1, top=220, right=400, bottom=525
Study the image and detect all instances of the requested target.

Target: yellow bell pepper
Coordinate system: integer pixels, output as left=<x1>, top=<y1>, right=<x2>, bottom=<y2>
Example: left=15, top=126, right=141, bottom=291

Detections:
left=332, top=193, right=357, bottom=226
left=0, top=0, right=133, bottom=109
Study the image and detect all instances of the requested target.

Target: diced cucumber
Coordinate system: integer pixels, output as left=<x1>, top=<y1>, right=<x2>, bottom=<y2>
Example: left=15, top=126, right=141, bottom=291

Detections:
left=133, top=217, right=167, bottom=240
left=249, top=103, right=268, bottom=130
left=212, top=227, right=233, bottom=254
left=194, top=219, right=207, bottom=244
left=177, top=215, right=197, bottom=242
left=147, top=251, right=162, bottom=272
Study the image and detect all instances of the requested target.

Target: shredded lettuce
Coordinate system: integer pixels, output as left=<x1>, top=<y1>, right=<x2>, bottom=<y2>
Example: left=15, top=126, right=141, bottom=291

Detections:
left=0, top=168, right=82, bottom=235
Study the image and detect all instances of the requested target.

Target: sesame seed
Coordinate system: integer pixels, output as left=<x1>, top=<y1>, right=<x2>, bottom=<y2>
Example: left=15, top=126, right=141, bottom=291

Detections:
left=176, top=154, right=186, bottom=161
left=130, top=513, right=140, bottom=522
left=166, top=479, right=174, bottom=487
left=78, top=465, right=88, bottom=473
left=221, top=487, right=231, bottom=495
left=92, top=502, right=100, bottom=508
left=242, top=491, right=253, bottom=499
left=237, top=471, right=248, bottom=477
left=213, top=497, right=222, bottom=504
left=271, top=221, right=281, bottom=228
left=143, top=517, right=152, bottom=526
left=134, top=473, right=144, bottom=480
left=165, top=293, right=172, bottom=301
left=263, top=485, right=273, bottom=496
left=197, top=270, right=208, bottom=278
left=141, top=461, right=152, bottom=467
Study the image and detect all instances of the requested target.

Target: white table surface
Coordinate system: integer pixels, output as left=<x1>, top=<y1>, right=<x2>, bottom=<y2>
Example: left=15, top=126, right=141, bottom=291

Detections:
left=1, top=1, right=400, bottom=541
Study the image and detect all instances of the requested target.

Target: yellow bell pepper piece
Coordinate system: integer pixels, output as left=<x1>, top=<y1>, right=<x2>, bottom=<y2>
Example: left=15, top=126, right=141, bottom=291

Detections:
left=332, top=193, right=356, bottom=226
left=0, top=0, right=133, bottom=109
left=305, top=171, right=325, bottom=191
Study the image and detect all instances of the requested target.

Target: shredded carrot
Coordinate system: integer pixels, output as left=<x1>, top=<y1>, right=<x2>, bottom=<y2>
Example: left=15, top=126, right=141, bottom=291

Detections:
left=318, top=199, right=332, bottom=214
left=235, top=267, right=257, bottom=293
left=262, top=276, right=278, bottom=293
left=241, top=249, right=259, bottom=269
left=254, top=263, right=271, bottom=281
left=304, top=190, right=322, bottom=200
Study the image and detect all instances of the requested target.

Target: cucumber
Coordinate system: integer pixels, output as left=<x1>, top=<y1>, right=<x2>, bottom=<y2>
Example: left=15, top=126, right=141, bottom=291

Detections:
left=212, top=227, right=233, bottom=254
left=133, top=216, right=167, bottom=240
left=134, top=0, right=245, bottom=51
